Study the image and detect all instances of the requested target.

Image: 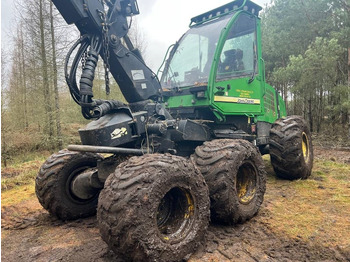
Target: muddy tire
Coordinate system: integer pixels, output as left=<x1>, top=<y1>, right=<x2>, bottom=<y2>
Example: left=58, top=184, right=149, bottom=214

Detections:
left=191, top=139, right=266, bottom=224
left=97, top=154, right=210, bottom=262
left=269, top=115, right=313, bottom=180
left=35, top=150, right=102, bottom=220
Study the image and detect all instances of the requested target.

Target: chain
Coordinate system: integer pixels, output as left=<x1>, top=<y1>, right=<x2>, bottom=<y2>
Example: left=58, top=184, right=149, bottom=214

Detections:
left=81, top=1, right=88, bottom=69
left=98, top=3, right=111, bottom=96
left=81, top=49, right=88, bottom=68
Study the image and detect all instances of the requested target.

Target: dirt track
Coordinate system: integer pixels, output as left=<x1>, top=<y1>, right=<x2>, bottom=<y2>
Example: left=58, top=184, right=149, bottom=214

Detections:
left=2, top=147, right=350, bottom=261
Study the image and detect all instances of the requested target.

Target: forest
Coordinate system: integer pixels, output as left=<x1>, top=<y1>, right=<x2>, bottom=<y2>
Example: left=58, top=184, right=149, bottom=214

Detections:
left=1, top=0, right=350, bottom=166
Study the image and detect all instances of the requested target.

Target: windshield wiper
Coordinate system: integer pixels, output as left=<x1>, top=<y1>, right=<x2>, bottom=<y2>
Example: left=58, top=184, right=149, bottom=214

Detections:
left=248, top=42, right=257, bottom=84
left=248, top=57, right=257, bottom=84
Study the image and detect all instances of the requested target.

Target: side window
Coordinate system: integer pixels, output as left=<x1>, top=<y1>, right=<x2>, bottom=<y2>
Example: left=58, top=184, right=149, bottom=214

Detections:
left=217, top=14, right=257, bottom=81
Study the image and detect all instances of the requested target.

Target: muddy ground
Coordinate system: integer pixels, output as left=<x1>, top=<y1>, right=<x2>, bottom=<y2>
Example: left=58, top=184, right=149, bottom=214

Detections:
left=2, top=147, right=350, bottom=262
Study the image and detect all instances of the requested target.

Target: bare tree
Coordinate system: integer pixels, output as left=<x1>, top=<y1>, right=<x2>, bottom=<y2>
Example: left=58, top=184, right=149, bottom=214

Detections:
left=19, top=25, right=28, bottom=129
left=128, top=18, right=148, bottom=59
left=39, top=0, right=54, bottom=139
left=50, top=0, right=62, bottom=148
left=1, top=49, right=9, bottom=167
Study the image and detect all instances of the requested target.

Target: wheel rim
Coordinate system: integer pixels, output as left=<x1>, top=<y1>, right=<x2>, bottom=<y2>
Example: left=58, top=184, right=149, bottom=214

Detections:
left=302, top=132, right=310, bottom=163
left=157, top=187, right=195, bottom=243
left=236, top=161, right=258, bottom=204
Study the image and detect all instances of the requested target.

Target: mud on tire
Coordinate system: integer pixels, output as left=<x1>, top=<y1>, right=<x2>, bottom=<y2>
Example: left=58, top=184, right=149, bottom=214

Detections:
left=269, top=115, right=313, bottom=180
left=35, top=149, right=102, bottom=220
left=97, top=154, right=210, bottom=262
left=191, top=139, right=266, bottom=225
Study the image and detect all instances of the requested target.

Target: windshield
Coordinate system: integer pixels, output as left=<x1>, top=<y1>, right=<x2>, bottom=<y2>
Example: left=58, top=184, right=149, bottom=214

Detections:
left=161, top=15, right=231, bottom=89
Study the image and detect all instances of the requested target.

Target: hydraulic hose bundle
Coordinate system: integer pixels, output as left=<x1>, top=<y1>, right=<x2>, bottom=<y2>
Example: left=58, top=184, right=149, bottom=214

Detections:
left=64, top=34, right=127, bottom=119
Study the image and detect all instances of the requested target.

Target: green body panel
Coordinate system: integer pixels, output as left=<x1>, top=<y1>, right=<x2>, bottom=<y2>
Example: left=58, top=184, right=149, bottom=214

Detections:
left=163, top=0, right=286, bottom=126
left=211, top=77, right=262, bottom=115
left=165, top=91, right=210, bottom=108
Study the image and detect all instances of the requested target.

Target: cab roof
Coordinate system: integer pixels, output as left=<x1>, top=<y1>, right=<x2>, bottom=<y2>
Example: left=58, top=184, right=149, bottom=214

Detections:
left=190, top=0, right=262, bottom=27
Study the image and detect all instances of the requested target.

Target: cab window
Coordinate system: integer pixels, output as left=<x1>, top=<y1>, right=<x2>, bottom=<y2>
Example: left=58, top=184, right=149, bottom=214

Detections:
left=217, top=14, right=257, bottom=81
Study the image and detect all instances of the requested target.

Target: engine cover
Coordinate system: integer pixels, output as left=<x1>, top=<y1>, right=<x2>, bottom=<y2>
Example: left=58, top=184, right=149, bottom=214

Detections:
left=79, top=112, right=136, bottom=147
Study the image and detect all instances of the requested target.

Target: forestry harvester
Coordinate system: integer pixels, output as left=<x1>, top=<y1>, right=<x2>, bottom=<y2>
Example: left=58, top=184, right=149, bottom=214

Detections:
left=36, top=0, right=314, bottom=261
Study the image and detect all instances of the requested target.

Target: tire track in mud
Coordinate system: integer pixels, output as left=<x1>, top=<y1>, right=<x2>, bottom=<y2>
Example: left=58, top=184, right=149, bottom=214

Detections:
left=2, top=202, right=349, bottom=262
left=194, top=215, right=349, bottom=262
left=2, top=147, right=350, bottom=261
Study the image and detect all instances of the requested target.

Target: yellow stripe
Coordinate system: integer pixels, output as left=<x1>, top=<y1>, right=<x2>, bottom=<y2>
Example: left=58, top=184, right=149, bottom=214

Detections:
left=214, top=96, right=260, bottom=105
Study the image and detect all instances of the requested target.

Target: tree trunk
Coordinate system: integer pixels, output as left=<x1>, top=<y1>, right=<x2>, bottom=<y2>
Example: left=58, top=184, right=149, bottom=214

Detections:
left=348, top=47, right=350, bottom=139
left=283, top=83, right=288, bottom=113
left=19, top=26, right=28, bottom=129
left=1, top=51, right=8, bottom=167
left=307, top=94, right=313, bottom=132
left=317, top=85, right=323, bottom=133
left=303, top=95, right=307, bottom=120
left=50, top=1, right=62, bottom=149
left=293, top=92, right=297, bottom=115
left=16, top=28, right=25, bottom=130
left=39, top=0, right=53, bottom=139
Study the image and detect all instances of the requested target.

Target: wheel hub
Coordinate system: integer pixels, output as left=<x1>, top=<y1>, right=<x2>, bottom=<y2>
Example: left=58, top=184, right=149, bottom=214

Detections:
left=157, top=187, right=194, bottom=243
left=236, top=161, right=257, bottom=204
left=301, top=132, right=310, bottom=163
left=70, top=168, right=102, bottom=201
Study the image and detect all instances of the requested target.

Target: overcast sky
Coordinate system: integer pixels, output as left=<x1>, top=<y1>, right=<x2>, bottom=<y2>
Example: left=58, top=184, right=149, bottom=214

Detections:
left=1, top=0, right=270, bottom=72
left=136, top=0, right=270, bottom=71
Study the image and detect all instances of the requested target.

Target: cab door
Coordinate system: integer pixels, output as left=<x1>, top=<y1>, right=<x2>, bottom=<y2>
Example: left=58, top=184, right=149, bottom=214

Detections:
left=211, top=12, right=262, bottom=115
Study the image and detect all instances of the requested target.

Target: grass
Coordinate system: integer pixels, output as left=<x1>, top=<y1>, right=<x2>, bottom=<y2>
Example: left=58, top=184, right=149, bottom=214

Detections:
left=1, top=182, right=36, bottom=207
left=1, top=153, right=48, bottom=191
left=3, top=151, right=50, bottom=167
left=2, top=123, right=83, bottom=168
left=263, top=156, right=350, bottom=249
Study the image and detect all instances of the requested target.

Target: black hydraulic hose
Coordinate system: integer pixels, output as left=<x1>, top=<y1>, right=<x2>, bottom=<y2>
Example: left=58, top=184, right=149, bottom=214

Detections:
left=70, top=42, right=90, bottom=89
left=69, top=42, right=90, bottom=103
left=79, top=49, right=99, bottom=98
left=92, top=100, right=127, bottom=118
left=79, top=36, right=103, bottom=119
left=64, top=35, right=133, bottom=120
left=65, top=36, right=88, bottom=84
left=157, top=44, right=175, bottom=77
left=64, top=35, right=90, bottom=104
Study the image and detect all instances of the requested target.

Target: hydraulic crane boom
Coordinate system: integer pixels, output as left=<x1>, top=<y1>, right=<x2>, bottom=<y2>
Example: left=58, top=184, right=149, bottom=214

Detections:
left=52, top=0, right=161, bottom=118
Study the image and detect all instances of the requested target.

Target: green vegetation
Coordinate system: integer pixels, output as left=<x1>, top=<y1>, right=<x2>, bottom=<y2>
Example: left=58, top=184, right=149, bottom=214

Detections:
left=1, top=183, right=36, bottom=207
left=264, top=157, right=350, bottom=249
left=1, top=156, right=45, bottom=191
left=262, top=0, right=350, bottom=138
